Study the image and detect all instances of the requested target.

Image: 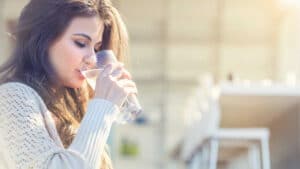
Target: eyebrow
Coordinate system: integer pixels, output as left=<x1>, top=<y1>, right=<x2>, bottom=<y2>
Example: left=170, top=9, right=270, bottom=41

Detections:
left=73, top=33, right=102, bottom=44
left=73, top=33, right=91, bottom=41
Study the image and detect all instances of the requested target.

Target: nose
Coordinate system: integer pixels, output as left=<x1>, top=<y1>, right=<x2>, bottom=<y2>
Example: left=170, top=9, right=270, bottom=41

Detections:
left=83, top=52, right=97, bottom=69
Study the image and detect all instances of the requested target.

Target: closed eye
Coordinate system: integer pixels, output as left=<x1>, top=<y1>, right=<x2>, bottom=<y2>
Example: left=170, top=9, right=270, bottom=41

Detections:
left=74, top=41, right=87, bottom=48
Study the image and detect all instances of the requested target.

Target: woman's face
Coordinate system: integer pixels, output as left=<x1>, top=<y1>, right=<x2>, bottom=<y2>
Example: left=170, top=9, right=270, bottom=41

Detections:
left=48, top=16, right=104, bottom=88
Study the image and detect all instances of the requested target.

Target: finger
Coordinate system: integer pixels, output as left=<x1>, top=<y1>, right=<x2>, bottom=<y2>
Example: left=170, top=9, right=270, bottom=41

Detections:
left=111, top=66, right=123, bottom=79
left=124, top=86, right=138, bottom=95
left=119, top=81, right=138, bottom=95
left=112, top=68, right=132, bottom=80
left=117, top=79, right=137, bottom=88
left=107, top=62, right=123, bottom=77
left=101, top=64, right=113, bottom=77
left=120, top=68, right=132, bottom=79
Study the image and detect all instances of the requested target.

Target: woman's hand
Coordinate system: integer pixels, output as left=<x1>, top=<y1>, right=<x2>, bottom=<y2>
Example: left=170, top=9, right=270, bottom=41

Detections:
left=94, top=62, right=137, bottom=107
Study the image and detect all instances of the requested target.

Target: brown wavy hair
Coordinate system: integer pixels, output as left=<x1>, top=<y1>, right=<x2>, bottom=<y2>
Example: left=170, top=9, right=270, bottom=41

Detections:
left=0, top=0, right=129, bottom=168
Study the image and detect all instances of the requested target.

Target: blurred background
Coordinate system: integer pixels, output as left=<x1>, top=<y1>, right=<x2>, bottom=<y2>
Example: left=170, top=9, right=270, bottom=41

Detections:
left=1, top=0, right=300, bottom=169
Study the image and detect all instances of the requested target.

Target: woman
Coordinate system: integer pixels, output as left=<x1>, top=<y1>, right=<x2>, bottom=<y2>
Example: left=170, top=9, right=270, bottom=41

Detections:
left=0, top=0, right=137, bottom=169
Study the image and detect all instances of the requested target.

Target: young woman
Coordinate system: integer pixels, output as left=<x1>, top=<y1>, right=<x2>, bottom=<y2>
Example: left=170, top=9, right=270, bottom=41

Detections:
left=0, top=0, right=137, bottom=168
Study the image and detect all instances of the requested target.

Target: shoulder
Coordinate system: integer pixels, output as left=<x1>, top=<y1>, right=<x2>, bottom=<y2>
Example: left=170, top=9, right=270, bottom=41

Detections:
left=0, top=81, right=37, bottom=92
left=0, top=82, right=47, bottom=112
left=0, top=82, right=41, bottom=100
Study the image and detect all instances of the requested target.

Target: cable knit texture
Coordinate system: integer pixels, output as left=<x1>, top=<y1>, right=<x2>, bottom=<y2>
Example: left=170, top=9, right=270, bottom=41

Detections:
left=0, top=82, right=118, bottom=169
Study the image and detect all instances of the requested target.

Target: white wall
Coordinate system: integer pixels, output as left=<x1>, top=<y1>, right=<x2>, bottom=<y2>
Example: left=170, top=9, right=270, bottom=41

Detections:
left=277, top=10, right=300, bottom=83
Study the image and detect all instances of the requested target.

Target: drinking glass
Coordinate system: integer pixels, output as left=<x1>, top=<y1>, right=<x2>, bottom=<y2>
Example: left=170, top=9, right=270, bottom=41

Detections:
left=81, top=50, right=142, bottom=124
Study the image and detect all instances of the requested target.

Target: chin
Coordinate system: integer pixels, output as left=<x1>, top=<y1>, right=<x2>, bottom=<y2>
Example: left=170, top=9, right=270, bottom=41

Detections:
left=65, top=80, right=85, bottom=89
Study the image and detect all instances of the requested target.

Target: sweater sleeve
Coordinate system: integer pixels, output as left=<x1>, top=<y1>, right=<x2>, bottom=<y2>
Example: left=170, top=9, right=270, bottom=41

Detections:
left=0, top=83, right=118, bottom=169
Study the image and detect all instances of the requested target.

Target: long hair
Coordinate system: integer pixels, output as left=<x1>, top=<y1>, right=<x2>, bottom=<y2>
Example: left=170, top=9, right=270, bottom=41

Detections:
left=0, top=0, right=129, bottom=168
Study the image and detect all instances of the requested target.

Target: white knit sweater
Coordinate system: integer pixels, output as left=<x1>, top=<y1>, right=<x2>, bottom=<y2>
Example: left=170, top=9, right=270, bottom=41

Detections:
left=0, top=82, right=119, bottom=169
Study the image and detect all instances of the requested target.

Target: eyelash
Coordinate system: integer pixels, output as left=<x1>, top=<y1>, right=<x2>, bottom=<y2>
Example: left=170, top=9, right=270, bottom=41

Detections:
left=74, top=41, right=86, bottom=48
left=75, top=41, right=101, bottom=52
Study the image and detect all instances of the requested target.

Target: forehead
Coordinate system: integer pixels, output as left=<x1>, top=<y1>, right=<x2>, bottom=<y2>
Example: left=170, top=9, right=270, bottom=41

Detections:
left=65, top=16, right=104, bottom=41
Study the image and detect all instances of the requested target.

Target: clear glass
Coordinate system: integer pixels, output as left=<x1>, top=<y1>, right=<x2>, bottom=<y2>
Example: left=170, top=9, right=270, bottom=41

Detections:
left=81, top=68, right=104, bottom=90
left=81, top=50, right=142, bottom=124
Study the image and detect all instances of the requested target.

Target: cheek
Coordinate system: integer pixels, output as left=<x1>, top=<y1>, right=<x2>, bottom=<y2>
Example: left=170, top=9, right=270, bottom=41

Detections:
left=54, top=42, right=83, bottom=68
left=65, top=48, right=82, bottom=66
